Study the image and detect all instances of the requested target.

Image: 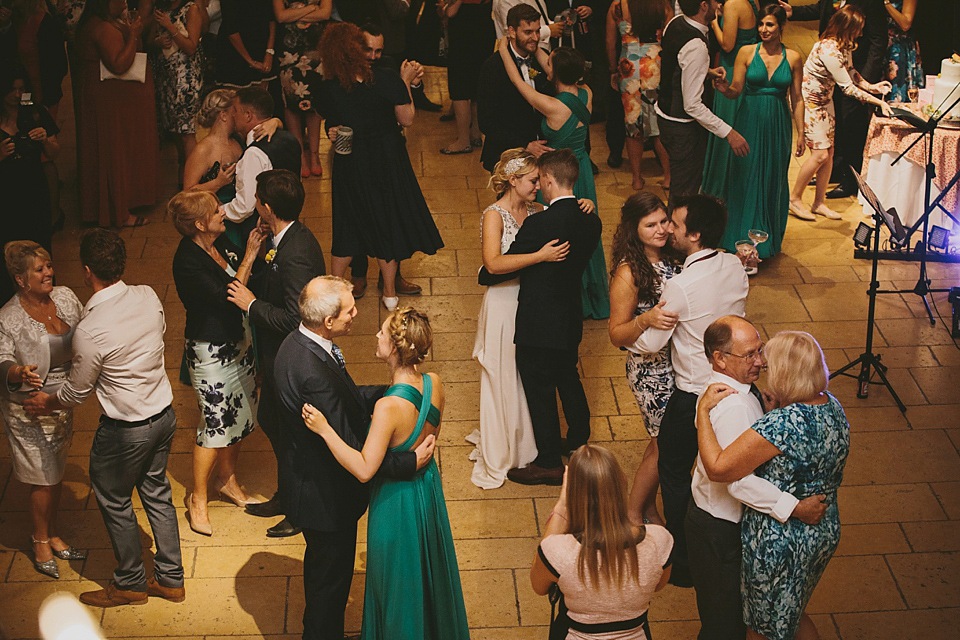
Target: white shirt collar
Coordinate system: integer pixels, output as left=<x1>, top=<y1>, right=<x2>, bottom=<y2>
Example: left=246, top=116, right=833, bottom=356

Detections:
left=84, top=280, right=128, bottom=314
left=272, top=220, right=294, bottom=248
left=683, top=15, right=709, bottom=35
left=549, top=194, right=577, bottom=205
left=509, top=41, right=530, bottom=62
left=707, top=370, right=753, bottom=396
left=683, top=248, right=716, bottom=267
left=298, top=323, right=333, bottom=356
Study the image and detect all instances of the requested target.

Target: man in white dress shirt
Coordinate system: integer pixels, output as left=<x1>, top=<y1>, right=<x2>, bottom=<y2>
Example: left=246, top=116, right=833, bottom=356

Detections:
left=688, top=316, right=827, bottom=640
left=25, top=230, right=185, bottom=607
left=655, top=0, right=749, bottom=206
left=629, top=193, right=748, bottom=586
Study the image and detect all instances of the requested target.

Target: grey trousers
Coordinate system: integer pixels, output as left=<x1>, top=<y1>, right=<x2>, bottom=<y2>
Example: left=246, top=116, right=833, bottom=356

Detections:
left=89, top=406, right=184, bottom=590
left=685, top=501, right=747, bottom=640
left=657, top=115, right=708, bottom=210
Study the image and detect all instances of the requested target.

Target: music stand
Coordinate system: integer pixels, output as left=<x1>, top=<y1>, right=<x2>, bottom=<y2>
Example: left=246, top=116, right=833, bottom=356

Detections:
left=830, top=169, right=907, bottom=413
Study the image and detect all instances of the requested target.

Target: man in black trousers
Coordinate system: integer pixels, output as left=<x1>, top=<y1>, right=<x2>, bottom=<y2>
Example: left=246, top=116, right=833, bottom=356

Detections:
left=480, top=149, right=602, bottom=485
left=273, top=275, right=433, bottom=640
left=227, top=170, right=325, bottom=538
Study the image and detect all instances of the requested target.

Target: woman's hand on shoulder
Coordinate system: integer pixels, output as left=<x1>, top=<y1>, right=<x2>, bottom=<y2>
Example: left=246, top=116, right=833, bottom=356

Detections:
left=577, top=198, right=595, bottom=214
left=697, top=383, right=737, bottom=414
left=252, top=117, right=283, bottom=142
left=301, top=402, right=332, bottom=436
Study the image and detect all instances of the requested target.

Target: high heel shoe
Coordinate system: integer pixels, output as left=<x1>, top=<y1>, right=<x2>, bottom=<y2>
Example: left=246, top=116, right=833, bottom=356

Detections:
left=31, top=537, right=60, bottom=579
left=52, top=546, right=87, bottom=561
left=184, top=494, right=213, bottom=536
left=213, top=479, right=255, bottom=507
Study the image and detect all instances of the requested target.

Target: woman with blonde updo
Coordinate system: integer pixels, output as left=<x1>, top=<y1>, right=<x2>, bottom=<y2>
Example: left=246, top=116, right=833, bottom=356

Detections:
left=302, top=306, right=470, bottom=639
left=170, top=190, right=266, bottom=535
left=184, top=89, right=243, bottom=204
left=470, top=147, right=597, bottom=489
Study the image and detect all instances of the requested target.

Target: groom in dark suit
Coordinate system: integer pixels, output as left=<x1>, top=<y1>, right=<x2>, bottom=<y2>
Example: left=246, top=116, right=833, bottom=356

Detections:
left=477, top=3, right=554, bottom=172
left=480, top=149, right=602, bottom=485
left=227, top=170, right=326, bottom=538
left=273, top=275, right=433, bottom=640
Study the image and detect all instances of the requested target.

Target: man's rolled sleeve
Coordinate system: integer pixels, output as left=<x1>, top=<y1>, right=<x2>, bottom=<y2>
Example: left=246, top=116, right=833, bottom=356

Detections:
left=678, top=39, right=733, bottom=138
left=628, top=280, right=683, bottom=354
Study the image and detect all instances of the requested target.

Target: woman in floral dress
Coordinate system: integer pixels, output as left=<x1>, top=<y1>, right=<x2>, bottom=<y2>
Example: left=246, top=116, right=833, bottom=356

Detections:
left=150, top=0, right=204, bottom=184
left=882, top=0, right=922, bottom=103
left=608, top=191, right=682, bottom=525
left=697, top=331, right=850, bottom=640
left=606, top=0, right=672, bottom=191
left=273, top=0, right=330, bottom=177
left=171, top=191, right=265, bottom=535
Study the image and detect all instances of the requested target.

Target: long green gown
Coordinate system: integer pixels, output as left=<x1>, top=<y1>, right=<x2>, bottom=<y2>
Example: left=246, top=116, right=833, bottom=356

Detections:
left=720, top=45, right=792, bottom=258
left=541, top=87, right=610, bottom=319
left=701, top=0, right=759, bottom=197
left=361, top=374, right=469, bottom=640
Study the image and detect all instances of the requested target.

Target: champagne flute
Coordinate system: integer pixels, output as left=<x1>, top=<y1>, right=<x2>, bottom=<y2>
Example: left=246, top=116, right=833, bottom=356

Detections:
left=907, top=87, right=919, bottom=103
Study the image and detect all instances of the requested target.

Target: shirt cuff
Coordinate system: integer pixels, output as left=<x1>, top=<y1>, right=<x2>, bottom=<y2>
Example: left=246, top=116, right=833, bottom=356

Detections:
left=246, top=299, right=256, bottom=314
left=771, top=492, right=800, bottom=524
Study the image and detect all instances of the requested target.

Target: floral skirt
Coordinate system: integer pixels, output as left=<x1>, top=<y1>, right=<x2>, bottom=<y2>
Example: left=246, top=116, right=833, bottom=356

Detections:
left=625, top=351, right=675, bottom=438
left=186, top=320, right=258, bottom=448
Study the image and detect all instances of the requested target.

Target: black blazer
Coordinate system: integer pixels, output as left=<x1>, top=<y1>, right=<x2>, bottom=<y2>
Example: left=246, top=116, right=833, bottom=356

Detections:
left=476, top=48, right=551, bottom=172
left=273, top=330, right=417, bottom=532
left=789, top=0, right=887, bottom=82
left=172, top=235, right=252, bottom=344
left=479, top=197, right=601, bottom=350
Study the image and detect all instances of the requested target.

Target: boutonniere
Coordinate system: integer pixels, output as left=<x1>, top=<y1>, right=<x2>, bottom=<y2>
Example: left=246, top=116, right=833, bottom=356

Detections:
left=225, top=250, right=238, bottom=263
left=265, top=249, right=277, bottom=264
left=528, top=68, right=539, bottom=79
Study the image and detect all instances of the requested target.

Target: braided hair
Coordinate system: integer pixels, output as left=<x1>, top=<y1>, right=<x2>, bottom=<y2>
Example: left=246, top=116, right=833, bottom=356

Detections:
left=386, top=307, right=432, bottom=367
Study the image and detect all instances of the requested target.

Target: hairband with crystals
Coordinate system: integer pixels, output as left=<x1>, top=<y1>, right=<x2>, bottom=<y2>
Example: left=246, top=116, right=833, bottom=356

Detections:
left=503, top=156, right=527, bottom=176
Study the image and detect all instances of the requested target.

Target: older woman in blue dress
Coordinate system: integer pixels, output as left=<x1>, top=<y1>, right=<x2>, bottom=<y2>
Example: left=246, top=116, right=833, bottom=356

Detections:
left=696, top=331, right=850, bottom=640
left=0, top=241, right=86, bottom=578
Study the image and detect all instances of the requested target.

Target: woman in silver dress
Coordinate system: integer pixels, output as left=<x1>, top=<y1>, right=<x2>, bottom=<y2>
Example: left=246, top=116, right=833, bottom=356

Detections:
left=0, top=241, right=86, bottom=578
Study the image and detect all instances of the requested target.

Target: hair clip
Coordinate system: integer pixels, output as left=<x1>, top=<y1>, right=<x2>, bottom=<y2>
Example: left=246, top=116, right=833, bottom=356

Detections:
left=504, top=157, right=526, bottom=176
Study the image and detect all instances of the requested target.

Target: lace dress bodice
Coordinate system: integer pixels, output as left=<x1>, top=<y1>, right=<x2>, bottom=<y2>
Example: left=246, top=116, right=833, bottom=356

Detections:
left=481, top=203, right=537, bottom=254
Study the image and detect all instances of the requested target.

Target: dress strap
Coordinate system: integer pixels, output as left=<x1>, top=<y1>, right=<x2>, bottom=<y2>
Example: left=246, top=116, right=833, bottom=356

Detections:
left=385, top=374, right=440, bottom=452
left=747, top=0, right=760, bottom=18
left=557, top=90, right=591, bottom=127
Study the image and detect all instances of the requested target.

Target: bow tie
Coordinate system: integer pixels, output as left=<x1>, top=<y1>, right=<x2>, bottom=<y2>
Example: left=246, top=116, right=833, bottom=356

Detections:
left=513, top=54, right=530, bottom=70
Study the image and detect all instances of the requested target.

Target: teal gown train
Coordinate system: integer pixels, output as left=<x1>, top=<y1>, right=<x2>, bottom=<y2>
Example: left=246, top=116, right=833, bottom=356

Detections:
left=719, top=44, right=792, bottom=258
left=541, top=87, right=610, bottom=319
left=701, top=0, right=759, bottom=197
left=361, top=374, right=469, bottom=640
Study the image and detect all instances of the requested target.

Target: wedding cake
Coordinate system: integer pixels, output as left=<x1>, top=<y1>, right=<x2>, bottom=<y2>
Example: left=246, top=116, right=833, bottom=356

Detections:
left=933, top=56, right=960, bottom=119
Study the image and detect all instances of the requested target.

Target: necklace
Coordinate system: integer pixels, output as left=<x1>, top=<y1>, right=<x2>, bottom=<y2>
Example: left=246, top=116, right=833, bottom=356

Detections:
left=20, top=293, right=56, bottom=323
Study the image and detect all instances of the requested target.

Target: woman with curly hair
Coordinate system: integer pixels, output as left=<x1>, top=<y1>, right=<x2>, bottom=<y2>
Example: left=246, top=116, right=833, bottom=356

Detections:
left=607, top=191, right=683, bottom=525
left=317, top=21, right=443, bottom=311
left=302, top=307, right=469, bottom=639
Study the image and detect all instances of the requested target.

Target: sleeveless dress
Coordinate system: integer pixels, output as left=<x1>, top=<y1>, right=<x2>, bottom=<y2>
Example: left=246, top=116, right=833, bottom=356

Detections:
left=701, top=0, right=759, bottom=197
left=614, top=0, right=663, bottom=139
left=884, top=0, right=923, bottom=103
left=362, top=374, right=470, bottom=640
left=719, top=45, right=792, bottom=258
left=151, top=0, right=203, bottom=134
left=469, top=203, right=538, bottom=489
left=741, top=393, right=850, bottom=640
left=625, top=261, right=679, bottom=437
left=276, top=0, right=326, bottom=113
left=541, top=88, right=610, bottom=320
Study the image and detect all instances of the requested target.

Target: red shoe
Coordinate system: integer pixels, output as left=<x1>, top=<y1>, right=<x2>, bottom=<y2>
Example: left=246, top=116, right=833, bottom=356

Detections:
left=300, top=166, right=311, bottom=179
left=311, top=165, right=322, bottom=177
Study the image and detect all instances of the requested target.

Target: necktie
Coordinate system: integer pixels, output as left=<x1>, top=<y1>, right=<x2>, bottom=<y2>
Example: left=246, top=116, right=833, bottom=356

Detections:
left=331, top=343, right=346, bottom=370
left=749, top=384, right=766, bottom=414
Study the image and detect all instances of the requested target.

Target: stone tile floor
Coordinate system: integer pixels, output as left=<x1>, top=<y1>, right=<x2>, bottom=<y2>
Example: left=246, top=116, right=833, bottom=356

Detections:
left=1, top=19, right=958, bottom=640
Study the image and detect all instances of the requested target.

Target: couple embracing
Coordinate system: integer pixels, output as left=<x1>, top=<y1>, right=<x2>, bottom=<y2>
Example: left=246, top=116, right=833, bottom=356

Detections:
left=274, top=276, right=468, bottom=640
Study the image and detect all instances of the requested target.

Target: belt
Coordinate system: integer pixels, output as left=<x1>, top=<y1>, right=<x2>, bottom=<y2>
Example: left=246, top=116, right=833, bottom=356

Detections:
left=568, top=610, right=650, bottom=635
left=101, top=405, right=172, bottom=428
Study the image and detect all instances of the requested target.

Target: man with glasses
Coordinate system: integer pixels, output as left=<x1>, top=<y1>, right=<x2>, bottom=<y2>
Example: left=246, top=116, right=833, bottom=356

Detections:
left=628, top=193, right=747, bottom=587
left=686, top=316, right=827, bottom=640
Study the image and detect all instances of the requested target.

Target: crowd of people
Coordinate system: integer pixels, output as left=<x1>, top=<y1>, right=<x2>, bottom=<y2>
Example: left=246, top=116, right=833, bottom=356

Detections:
left=2, top=0, right=927, bottom=638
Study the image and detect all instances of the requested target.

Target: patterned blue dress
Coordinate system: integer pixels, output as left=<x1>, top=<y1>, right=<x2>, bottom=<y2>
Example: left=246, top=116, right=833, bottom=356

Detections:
left=884, top=0, right=924, bottom=103
left=741, top=393, right=850, bottom=640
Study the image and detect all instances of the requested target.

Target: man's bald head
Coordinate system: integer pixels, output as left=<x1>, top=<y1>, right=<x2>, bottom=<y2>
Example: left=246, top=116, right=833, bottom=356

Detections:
left=704, top=316, right=765, bottom=384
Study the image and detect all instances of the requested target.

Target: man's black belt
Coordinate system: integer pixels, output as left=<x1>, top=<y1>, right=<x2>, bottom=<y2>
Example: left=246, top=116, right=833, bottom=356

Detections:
left=567, top=610, right=650, bottom=635
left=101, top=405, right=172, bottom=428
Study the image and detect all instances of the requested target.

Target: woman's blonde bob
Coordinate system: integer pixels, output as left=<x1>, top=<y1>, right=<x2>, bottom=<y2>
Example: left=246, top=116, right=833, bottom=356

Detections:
left=764, top=330, right=829, bottom=407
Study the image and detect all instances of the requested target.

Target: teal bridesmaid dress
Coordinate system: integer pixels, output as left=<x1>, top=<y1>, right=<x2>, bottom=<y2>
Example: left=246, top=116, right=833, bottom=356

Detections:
left=541, top=88, right=610, bottom=320
left=361, top=374, right=470, bottom=640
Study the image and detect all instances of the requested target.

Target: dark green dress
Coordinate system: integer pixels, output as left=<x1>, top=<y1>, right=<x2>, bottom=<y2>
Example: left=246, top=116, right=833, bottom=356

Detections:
left=701, top=0, right=759, bottom=197
left=720, top=45, right=793, bottom=258
left=541, top=88, right=610, bottom=320
left=361, top=374, right=469, bottom=640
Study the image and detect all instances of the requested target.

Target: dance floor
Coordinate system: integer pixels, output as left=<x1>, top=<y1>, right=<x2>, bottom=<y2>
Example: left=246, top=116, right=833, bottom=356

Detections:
left=0, top=19, right=957, bottom=640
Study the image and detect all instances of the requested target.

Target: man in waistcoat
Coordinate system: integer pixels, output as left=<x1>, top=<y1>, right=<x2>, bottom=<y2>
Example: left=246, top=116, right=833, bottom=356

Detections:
left=222, top=87, right=303, bottom=241
left=656, top=0, right=749, bottom=206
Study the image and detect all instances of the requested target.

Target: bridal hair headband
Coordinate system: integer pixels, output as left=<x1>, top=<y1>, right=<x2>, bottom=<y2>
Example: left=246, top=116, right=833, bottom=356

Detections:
left=504, top=157, right=528, bottom=176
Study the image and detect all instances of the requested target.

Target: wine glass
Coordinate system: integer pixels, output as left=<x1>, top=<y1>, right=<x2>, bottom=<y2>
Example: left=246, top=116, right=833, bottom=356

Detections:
left=748, top=229, right=769, bottom=247
left=907, top=87, right=919, bottom=104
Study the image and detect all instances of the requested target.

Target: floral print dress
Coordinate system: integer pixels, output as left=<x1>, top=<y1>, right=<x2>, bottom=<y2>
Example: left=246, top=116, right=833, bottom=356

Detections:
left=151, top=0, right=204, bottom=134
left=801, top=38, right=874, bottom=149
left=741, top=393, right=850, bottom=640
left=277, top=1, right=326, bottom=113
left=614, top=0, right=662, bottom=139
left=884, top=0, right=924, bottom=103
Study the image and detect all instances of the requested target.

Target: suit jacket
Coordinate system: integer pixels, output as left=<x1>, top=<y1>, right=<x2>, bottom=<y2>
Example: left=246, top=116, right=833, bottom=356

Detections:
left=476, top=48, right=551, bottom=172
left=273, top=330, right=417, bottom=532
left=248, top=220, right=326, bottom=423
left=789, top=0, right=887, bottom=82
left=479, top=197, right=601, bottom=350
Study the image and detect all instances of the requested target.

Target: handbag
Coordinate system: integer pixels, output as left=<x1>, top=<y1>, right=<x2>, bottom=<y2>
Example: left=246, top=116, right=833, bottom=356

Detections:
left=548, top=582, right=569, bottom=640
left=100, top=52, right=148, bottom=83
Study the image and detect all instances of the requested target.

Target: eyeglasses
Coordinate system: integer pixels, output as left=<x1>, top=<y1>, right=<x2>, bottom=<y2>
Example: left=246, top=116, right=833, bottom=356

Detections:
left=722, top=344, right=765, bottom=362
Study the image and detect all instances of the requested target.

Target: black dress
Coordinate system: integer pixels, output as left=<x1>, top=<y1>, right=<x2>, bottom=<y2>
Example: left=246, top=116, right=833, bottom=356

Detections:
left=446, top=0, right=494, bottom=101
left=217, top=0, right=276, bottom=88
left=318, top=68, right=443, bottom=262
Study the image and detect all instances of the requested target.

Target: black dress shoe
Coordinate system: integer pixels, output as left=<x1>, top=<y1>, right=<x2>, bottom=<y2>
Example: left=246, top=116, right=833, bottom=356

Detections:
left=245, top=495, right=282, bottom=518
left=507, top=464, right=564, bottom=486
left=266, top=517, right=302, bottom=538
left=607, top=154, right=623, bottom=169
left=826, top=183, right=856, bottom=199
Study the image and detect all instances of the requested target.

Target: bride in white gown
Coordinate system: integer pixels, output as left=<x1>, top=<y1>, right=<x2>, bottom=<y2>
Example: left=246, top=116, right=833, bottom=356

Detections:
left=468, top=148, right=593, bottom=489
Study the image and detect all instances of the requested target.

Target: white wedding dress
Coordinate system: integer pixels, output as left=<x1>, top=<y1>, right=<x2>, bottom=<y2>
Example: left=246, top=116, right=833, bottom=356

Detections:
left=468, top=204, right=538, bottom=489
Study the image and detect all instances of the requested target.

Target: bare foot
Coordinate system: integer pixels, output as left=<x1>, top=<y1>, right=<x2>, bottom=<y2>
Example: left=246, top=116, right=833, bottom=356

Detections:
left=812, top=203, right=842, bottom=220
left=789, top=200, right=815, bottom=221
left=632, top=176, right=646, bottom=191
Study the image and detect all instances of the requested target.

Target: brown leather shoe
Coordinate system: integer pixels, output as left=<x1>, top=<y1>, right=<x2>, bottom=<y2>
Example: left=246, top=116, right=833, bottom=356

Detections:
left=377, top=273, right=422, bottom=295
left=147, top=578, right=186, bottom=602
left=352, top=277, right=367, bottom=299
left=79, top=581, right=148, bottom=607
left=507, top=464, right=564, bottom=486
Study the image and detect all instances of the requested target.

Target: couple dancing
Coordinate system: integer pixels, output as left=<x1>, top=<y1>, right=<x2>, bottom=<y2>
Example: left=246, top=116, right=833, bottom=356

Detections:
left=274, top=276, right=468, bottom=639
left=472, top=149, right=602, bottom=488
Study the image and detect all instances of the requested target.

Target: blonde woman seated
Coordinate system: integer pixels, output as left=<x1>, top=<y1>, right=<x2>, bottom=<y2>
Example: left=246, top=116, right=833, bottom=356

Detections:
left=532, top=444, right=673, bottom=638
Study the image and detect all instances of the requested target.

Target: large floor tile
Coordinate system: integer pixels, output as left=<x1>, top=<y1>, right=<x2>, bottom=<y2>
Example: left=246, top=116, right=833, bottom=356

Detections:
left=833, top=608, right=960, bottom=640
left=885, top=551, right=960, bottom=609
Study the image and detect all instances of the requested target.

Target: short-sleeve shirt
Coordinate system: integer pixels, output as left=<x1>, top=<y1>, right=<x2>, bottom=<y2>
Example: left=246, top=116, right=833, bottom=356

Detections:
left=539, top=525, right=674, bottom=639
left=316, top=67, right=411, bottom=137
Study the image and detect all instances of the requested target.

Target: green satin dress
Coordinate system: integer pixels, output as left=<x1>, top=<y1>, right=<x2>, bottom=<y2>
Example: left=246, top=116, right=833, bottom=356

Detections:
left=701, top=0, right=760, bottom=197
left=361, top=374, right=469, bottom=640
left=541, top=88, right=610, bottom=320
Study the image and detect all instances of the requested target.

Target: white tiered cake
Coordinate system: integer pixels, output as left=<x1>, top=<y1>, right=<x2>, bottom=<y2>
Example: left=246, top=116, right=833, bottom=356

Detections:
left=933, top=57, right=960, bottom=119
